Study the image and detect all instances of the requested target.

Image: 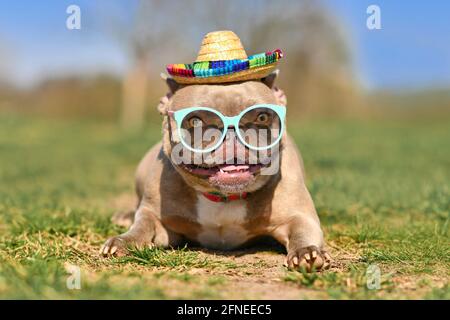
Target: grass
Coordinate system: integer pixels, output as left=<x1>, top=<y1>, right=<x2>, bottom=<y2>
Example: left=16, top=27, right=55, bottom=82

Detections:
left=0, top=113, right=449, bottom=299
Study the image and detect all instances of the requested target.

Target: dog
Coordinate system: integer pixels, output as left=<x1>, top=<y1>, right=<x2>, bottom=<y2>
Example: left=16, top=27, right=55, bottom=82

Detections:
left=101, top=72, right=330, bottom=271
left=101, top=30, right=330, bottom=271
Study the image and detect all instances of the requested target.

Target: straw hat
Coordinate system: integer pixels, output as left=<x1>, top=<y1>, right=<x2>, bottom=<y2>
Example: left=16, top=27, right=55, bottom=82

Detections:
left=166, top=30, right=283, bottom=84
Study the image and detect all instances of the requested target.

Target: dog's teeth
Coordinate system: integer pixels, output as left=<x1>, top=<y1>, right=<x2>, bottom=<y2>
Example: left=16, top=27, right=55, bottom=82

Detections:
left=220, top=168, right=224, bottom=173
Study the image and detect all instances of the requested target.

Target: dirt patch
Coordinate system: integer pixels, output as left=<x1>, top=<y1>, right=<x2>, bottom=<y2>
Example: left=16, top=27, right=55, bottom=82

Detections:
left=193, top=248, right=328, bottom=299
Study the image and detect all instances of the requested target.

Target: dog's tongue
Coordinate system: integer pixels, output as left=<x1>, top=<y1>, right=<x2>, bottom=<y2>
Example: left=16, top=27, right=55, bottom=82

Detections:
left=210, top=164, right=253, bottom=187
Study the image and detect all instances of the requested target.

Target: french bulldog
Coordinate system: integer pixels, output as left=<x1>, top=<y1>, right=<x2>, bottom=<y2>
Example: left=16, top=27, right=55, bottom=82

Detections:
left=101, top=71, right=331, bottom=271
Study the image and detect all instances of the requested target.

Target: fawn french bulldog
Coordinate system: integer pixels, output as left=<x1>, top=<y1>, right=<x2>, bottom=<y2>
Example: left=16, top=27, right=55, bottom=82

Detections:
left=101, top=31, right=330, bottom=271
left=101, top=75, right=330, bottom=271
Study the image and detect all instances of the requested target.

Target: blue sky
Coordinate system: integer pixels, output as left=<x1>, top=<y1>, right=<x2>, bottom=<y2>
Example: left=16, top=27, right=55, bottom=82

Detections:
left=0, top=0, right=449, bottom=90
left=325, top=0, right=450, bottom=90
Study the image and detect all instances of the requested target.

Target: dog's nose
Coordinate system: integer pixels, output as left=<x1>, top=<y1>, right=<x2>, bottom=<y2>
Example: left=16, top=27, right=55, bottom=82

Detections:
left=213, top=129, right=245, bottom=163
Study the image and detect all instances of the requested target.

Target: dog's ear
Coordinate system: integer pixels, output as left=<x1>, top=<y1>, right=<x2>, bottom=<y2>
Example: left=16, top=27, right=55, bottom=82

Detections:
left=161, top=73, right=181, bottom=94
left=261, top=69, right=287, bottom=106
left=158, top=73, right=181, bottom=115
left=261, top=69, right=279, bottom=89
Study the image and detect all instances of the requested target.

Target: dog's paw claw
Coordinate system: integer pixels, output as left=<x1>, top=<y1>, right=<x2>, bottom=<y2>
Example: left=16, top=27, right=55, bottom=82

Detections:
left=286, top=245, right=331, bottom=272
left=100, top=236, right=128, bottom=257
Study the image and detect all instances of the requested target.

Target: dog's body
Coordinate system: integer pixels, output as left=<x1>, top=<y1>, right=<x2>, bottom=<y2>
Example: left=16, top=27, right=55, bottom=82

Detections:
left=102, top=78, right=330, bottom=271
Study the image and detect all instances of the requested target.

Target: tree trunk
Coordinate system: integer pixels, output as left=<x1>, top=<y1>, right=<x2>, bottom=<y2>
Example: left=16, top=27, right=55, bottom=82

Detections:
left=120, top=57, right=149, bottom=129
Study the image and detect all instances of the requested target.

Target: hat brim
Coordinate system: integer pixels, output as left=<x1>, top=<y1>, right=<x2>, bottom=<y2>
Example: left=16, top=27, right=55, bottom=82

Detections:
left=171, top=63, right=278, bottom=84
left=167, top=49, right=283, bottom=85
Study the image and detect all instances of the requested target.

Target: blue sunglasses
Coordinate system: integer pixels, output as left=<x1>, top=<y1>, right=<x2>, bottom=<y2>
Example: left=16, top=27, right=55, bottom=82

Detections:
left=168, top=104, right=286, bottom=153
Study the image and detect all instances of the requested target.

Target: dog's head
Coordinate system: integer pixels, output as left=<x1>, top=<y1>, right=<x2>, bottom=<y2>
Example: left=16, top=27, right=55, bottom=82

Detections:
left=158, top=71, right=287, bottom=194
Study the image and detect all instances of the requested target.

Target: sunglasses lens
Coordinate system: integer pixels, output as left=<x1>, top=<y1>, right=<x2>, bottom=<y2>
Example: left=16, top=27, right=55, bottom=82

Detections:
left=238, top=107, right=282, bottom=149
left=180, top=110, right=224, bottom=151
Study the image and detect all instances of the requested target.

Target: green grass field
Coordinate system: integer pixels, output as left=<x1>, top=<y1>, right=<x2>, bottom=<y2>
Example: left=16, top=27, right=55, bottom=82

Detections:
left=0, top=114, right=448, bottom=299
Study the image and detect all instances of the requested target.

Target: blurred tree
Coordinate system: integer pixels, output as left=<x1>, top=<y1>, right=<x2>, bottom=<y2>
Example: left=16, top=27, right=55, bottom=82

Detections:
left=118, top=0, right=174, bottom=129
left=240, top=0, right=360, bottom=116
left=0, top=35, right=17, bottom=112
left=0, top=36, right=12, bottom=86
left=102, top=0, right=358, bottom=127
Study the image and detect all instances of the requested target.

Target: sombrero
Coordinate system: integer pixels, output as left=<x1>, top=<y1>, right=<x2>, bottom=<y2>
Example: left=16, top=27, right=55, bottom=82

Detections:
left=166, top=30, right=283, bottom=84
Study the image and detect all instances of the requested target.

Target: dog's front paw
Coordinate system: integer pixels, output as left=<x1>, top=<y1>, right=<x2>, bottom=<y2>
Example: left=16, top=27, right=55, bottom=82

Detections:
left=100, top=236, right=129, bottom=257
left=285, top=245, right=331, bottom=272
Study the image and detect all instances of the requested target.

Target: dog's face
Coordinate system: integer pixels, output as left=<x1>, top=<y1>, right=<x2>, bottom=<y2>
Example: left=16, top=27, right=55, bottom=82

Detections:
left=159, top=74, right=286, bottom=194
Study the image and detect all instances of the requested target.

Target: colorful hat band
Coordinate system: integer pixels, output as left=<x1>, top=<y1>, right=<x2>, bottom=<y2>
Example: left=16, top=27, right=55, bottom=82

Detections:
left=167, top=49, right=283, bottom=79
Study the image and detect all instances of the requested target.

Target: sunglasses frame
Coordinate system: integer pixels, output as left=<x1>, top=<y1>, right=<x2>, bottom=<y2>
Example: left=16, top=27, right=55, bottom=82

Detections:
left=168, top=104, right=286, bottom=153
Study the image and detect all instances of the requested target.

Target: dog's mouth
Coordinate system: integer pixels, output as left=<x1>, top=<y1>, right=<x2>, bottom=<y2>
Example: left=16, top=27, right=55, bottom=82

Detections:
left=180, top=162, right=265, bottom=193
left=181, top=163, right=262, bottom=176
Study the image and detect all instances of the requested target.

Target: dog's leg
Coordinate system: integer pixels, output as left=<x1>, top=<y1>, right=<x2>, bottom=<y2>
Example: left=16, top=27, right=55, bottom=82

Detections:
left=101, top=205, right=182, bottom=257
left=271, top=214, right=331, bottom=272
left=111, top=209, right=135, bottom=228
